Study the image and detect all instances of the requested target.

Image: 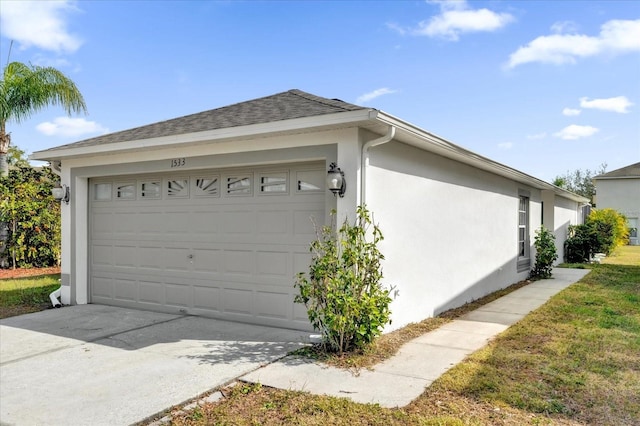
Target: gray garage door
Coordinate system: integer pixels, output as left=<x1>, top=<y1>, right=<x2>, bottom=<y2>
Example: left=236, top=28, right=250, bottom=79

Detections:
left=89, top=162, right=326, bottom=330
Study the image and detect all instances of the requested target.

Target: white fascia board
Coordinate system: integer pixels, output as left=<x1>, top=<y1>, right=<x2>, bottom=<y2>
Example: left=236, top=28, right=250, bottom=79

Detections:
left=371, top=111, right=590, bottom=203
left=594, top=176, right=640, bottom=180
left=30, top=109, right=375, bottom=161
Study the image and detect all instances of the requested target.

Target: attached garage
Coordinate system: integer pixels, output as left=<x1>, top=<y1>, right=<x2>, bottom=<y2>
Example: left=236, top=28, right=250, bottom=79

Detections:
left=89, top=162, right=325, bottom=330
left=32, top=89, right=588, bottom=333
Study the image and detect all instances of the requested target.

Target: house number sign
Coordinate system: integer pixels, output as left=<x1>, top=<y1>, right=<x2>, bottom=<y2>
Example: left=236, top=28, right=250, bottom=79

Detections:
left=170, top=158, right=186, bottom=168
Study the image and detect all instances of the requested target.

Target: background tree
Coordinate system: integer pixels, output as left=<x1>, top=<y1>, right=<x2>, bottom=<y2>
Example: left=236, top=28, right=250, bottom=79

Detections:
left=0, top=61, right=87, bottom=176
left=0, top=145, right=61, bottom=269
left=553, top=163, right=607, bottom=206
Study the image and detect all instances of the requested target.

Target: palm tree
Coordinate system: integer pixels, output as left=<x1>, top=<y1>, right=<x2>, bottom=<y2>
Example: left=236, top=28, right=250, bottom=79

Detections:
left=0, top=61, right=87, bottom=176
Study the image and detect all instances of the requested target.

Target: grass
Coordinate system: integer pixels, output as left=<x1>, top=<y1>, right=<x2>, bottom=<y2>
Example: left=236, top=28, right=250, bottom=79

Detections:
left=602, top=245, right=640, bottom=265
left=0, top=274, right=61, bottom=319
left=162, top=246, right=640, bottom=426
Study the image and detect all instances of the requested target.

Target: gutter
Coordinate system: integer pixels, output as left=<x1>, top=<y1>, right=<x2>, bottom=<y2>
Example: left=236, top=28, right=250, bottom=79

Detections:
left=360, top=125, right=396, bottom=206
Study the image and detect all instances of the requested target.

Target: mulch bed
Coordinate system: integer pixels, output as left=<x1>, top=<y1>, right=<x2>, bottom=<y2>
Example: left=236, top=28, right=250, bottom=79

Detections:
left=0, top=267, right=61, bottom=280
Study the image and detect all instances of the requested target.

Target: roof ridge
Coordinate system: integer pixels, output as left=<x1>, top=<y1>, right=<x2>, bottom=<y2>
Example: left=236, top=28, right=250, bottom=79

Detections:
left=287, top=89, right=365, bottom=112
left=595, top=161, right=640, bottom=178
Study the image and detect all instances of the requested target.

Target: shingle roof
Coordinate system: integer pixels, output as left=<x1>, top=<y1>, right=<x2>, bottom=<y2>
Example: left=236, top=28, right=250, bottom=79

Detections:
left=594, top=162, right=640, bottom=179
left=44, top=89, right=367, bottom=151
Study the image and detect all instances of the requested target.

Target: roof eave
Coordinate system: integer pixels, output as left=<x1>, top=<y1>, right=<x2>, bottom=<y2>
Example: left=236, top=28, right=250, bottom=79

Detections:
left=371, top=111, right=590, bottom=203
left=593, top=175, right=640, bottom=180
left=30, top=109, right=376, bottom=161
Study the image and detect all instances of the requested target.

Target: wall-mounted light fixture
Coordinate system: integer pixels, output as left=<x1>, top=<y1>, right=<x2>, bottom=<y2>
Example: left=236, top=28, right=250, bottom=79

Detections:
left=327, top=162, right=345, bottom=198
left=52, top=184, right=70, bottom=204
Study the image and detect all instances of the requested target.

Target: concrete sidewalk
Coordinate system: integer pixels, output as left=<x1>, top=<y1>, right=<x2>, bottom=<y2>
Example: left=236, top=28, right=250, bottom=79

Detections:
left=241, top=268, right=590, bottom=408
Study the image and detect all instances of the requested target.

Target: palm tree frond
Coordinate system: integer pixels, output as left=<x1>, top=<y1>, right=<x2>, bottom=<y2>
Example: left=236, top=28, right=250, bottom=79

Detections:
left=0, top=61, right=88, bottom=126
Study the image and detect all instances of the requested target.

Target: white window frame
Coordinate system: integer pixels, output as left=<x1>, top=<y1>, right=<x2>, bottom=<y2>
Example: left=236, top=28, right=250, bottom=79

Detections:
left=258, top=171, right=288, bottom=195
left=225, top=173, right=253, bottom=196
left=193, top=175, right=220, bottom=198
left=295, top=170, right=324, bottom=193
left=115, top=182, right=136, bottom=200
left=517, top=191, right=530, bottom=272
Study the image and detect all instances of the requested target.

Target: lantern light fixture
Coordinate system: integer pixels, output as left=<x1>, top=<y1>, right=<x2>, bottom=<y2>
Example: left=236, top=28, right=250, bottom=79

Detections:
left=327, top=162, right=345, bottom=198
left=52, top=184, right=70, bottom=204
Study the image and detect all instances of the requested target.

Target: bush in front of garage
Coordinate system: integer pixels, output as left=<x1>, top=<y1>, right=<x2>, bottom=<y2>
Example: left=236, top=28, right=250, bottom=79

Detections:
left=295, top=206, right=394, bottom=354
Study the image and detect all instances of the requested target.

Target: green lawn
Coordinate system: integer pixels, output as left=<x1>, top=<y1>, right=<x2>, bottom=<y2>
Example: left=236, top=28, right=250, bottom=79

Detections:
left=162, top=247, right=640, bottom=426
left=0, top=274, right=61, bottom=318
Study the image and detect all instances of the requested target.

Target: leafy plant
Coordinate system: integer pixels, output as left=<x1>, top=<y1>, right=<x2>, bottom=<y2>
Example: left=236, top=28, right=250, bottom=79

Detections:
left=1, top=60, right=87, bottom=176
left=0, top=146, right=61, bottom=268
left=530, top=226, right=557, bottom=279
left=588, top=208, right=629, bottom=254
left=564, top=208, right=629, bottom=263
left=295, top=206, right=394, bottom=354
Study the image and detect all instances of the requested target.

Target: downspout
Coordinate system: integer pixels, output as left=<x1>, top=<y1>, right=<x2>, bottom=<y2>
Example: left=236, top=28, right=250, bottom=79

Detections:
left=360, top=125, right=396, bottom=206
left=49, top=161, right=63, bottom=308
left=50, top=160, right=62, bottom=177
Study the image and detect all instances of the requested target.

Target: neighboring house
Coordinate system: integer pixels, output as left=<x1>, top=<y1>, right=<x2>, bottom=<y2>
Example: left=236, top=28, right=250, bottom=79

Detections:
left=593, top=162, right=640, bottom=246
left=31, top=90, right=589, bottom=331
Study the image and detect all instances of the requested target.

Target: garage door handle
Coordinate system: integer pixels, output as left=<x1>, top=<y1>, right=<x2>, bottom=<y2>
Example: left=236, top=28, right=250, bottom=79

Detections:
left=187, top=254, right=194, bottom=259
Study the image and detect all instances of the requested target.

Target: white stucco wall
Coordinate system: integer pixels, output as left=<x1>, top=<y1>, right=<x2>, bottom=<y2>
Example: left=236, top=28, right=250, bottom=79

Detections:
left=550, top=193, right=581, bottom=263
left=596, top=178, right=640, bottom=245
left=365, top=141, right=541, bottom=330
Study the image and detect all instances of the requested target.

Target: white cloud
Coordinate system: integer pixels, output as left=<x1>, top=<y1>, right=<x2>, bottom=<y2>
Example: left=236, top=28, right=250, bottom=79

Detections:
left=386, top=22, right=407, bottom=36
left=411, top=0, right=513, bottom=41
left=0, top=0, right=82, bottom=53
left=550, top=21, right=579, bottom=34
left=553, top=124, right=599, bottom=140
left=497, top=142, right=513, bottom=149
left=356, top=88, right=397, bottom=104
left=507, top=19, right=640, bottom=68
left=36, top=117, right=108, bottom=137
left=562, top=108, right=581, bottom=116
left=526, top=132, right=547, bottom=140
left=579, top=96, right=633, bottom=113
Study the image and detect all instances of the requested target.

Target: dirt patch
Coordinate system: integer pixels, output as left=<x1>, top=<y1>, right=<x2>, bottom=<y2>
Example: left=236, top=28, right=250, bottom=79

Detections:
left=0, top=267, right=61, bottom=280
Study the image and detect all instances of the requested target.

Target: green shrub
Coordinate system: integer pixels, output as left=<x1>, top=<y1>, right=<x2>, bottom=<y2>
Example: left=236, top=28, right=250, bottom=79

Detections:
left=588, top=208, right=629, bottom=254
left=564, top=209, right=629, bottom=263
left=295, top=206, right=394, bottom=354
left=531, top=226, right=558, bottom=279
left=564, top=224, right=597, bottom=263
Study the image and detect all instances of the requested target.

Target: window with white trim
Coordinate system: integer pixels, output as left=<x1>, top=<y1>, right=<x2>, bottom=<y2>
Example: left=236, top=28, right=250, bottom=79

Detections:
left=140, top=181, right=161, bottom=198
left=226, top=175, right=252, bottom=195
left=116, top=183, right=135, bottom=200
left=296, top=170, right=323, bottom=192
left=194, top=176, right=219, bottom=197
left=94, top=183, right=112, bottom=201
left=517, top=194, right=530, bottom=271
left=259, top=172, right=287, bottom=194
left=167, top=178, right=189, bottom=198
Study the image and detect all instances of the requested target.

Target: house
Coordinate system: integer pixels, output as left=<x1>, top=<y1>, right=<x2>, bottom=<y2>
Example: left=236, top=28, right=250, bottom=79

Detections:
left=31, top=90, right=589, bottom=331
left=593, top=162, right=640, bottom=246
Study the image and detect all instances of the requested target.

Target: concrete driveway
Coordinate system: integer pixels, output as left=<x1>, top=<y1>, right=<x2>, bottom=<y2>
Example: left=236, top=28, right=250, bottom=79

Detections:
left=0, top=305, right=309, bottom=426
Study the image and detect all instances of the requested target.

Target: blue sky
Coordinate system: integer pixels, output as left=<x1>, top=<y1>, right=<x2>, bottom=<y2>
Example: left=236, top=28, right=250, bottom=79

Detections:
left=1, top=0, right=639, bottom=181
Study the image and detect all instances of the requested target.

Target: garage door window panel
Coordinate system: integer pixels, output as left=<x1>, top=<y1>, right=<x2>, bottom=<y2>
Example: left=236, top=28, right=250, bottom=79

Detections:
left=194, top=176, right=220, bottom=197
left=167, top=178, right=190, bottom=198
left=94, top=183, right=112, bottom=201
left=226, top=174, right=252, bottom=196
left=116, top=183, right=136, bottom=200
left=140, top=181, right=161, bottom=199
left=259, top=172, right=288, bottom=194
left=296, top=170, right=323, bottom=192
